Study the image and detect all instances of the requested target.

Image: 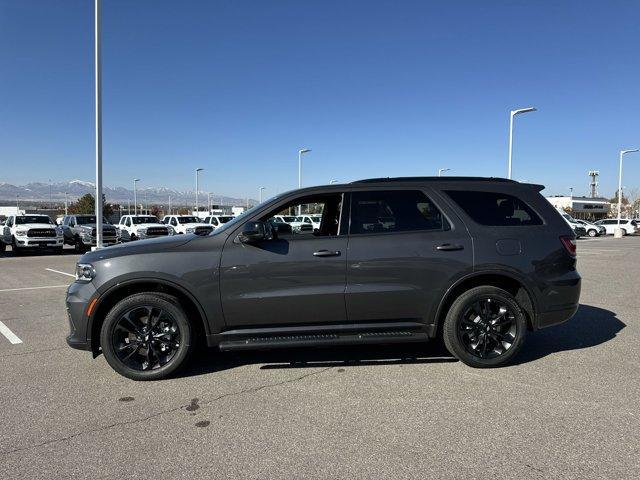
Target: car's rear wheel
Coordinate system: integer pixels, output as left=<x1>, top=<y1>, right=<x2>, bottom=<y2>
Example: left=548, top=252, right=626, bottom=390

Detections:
left=100, top=293, right=193, bottom=380
left=588, top=229, right=597, bottom=237
left=443, top=286, right=527, bottom=368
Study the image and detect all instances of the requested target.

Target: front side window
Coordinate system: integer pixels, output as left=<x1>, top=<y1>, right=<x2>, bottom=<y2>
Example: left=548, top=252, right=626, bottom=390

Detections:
left=446, top=191, right=543, bottom=226
left=178, top=216, right=200, bottom=224
left=349, top=190, right=446, bottom=235
left=263, top=193, right=343, bottom=237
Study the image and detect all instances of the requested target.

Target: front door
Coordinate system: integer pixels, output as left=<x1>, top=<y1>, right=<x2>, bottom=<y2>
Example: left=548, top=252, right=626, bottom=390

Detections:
left=345, top=188, right=473, bottom=324
left=220, top=192, right=348, bottom=327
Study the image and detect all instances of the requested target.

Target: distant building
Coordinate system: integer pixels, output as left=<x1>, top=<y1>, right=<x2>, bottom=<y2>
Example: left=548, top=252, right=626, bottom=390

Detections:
left=545, top=196, right=610, bottom=220
left=0, top=206, right=25, bottom=217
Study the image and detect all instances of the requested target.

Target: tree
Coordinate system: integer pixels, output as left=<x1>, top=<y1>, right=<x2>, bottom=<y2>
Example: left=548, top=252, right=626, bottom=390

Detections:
left=69, top=194, right=113, bottom=216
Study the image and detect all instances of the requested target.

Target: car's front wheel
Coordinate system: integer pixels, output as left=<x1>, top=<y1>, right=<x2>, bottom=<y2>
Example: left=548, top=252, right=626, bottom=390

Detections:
left=588, top=229, right=597, bottom=237
left=443, top=286, right=527, bottom=368
left=100, top=293, right=194, bottom=380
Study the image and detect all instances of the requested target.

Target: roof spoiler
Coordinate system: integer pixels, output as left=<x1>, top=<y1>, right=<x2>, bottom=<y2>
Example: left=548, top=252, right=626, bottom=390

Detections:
left=522, top=182, right=545, bottom=192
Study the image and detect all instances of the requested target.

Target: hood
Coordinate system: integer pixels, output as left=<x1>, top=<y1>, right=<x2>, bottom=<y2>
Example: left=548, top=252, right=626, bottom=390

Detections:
left=16, top=223, right=57, bottom=229
left=76, top=223, right=115, bottom=231
left=181, top=223, right=212, bottom=229
left=79, top=234, right=192, bottom=263
left=133, top=223, right=166, bottom=229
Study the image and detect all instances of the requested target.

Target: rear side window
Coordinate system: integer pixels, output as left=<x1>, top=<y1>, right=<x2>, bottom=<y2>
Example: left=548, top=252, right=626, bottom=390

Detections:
left=446, top=191, right=543, bottom=226
left=350, top=190, right=447, bottom=234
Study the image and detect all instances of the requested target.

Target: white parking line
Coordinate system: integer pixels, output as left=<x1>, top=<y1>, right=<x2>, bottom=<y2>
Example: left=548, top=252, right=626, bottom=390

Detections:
left=0, top=320, right=22, bottom=344
left=45, top=268, right=75, bottom=278
left=0, top=285, right=69, bottom=293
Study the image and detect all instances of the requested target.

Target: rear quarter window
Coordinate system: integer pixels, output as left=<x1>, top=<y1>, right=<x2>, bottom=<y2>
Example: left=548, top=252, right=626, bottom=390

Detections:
left=445, top=190, right=543, bottom=226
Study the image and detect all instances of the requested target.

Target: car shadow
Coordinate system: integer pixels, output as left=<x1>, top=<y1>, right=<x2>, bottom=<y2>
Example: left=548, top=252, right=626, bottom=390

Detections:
left=179, top=303, right=623, bottom=378
left=511, top=303, right=624, bottom=365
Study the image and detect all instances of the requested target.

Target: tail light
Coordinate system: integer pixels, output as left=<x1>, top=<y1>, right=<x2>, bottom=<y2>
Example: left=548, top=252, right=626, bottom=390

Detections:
left=560, top=235, right=577, bottom=257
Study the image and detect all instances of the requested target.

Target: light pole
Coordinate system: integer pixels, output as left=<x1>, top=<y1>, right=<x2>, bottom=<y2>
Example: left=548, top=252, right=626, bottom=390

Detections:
left=168, top=195, right=172, bottom=215
left=259, top=187, right=265, bottom=203
left=64, top=192, right=68, bottom=215
left=617, top=149, right=638, bottom=225
left=298, top=148, right=311, bottom=215
left=94, top=0, right=104, bottom=248
left=507, top=107, right=537, bottom=179
left=329, top=179, right=338, bottom=184
left=16, top=194, right=19, bottom=212
left=438, top=168, right=450, bottom=177
left=195, top=168, right=204, bottom=216
left=133, top=179, right=140, bottom=215
left=145, top=191, right=148, bottom=215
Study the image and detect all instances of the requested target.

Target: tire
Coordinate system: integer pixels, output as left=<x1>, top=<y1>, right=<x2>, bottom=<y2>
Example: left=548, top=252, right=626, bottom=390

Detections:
left=11, top=238, right=23, bottom=256
left=588, top=229, right=597, bottom=237
left=100, top=293, right=194, bottom=381
left=74, top=237, right=88, bottom=253
left=130, top=234, right=137, bottom=242
left=0, top=242, right=5, bottom=255
left=621, top=229, right=627, bottom=236
left=53, top=246, right=64, bottom=255
left=443, top=286, right=527, bottom=368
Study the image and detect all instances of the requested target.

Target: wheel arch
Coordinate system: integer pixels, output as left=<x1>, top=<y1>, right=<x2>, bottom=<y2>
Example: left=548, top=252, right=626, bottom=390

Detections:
left=434, top=271, right=537, bottom=337
left=89, top=278, right=209, bottom=356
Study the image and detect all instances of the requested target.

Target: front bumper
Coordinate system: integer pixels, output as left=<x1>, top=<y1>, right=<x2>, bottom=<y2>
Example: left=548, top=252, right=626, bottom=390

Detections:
left=81, top=236, right=119, bottom=246
left=65, top=281, right=97, bottom=351
left=15, top=236, right=63, bottom=248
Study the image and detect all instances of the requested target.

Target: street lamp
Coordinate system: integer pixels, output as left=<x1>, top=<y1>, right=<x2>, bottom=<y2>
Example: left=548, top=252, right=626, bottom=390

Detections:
left=298, top=149, right=311, bottom=189
left=94, top=0, right=104, bottom=249
left=16, top=194, right=19, bottom=212
left=507, top=107, right=537, bottom=179
left=195, top=168, right=204, bottom=216
left=329, top=179, right=338, bottom=184
left=438, top=168, right=450, bottom=177
left=259, top=187, right=265, bottom=203
left=617, top=149, right=638, bottom=226
left=64, top=192, right=68, bottom=215
left=133, top=179, right=140, bottom=215
left=168, top=195, right=172, bottom=215
left=49, top=179, right=52, bottom=209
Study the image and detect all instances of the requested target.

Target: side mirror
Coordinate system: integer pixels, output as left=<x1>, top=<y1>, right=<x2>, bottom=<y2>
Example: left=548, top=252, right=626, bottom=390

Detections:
left=239, top=221, right=266, bottom=243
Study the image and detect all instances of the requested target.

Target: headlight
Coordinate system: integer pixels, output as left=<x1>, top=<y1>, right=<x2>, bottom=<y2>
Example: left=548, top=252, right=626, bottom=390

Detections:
left=186, top=227, right=195, bottom=233
left=138, top=227, right=148, bottom=235
left=15, top=229, right=28, bottom=237
left=75, top=263, right=96, bottom=282
left=55, top=226, right=63, bottom=237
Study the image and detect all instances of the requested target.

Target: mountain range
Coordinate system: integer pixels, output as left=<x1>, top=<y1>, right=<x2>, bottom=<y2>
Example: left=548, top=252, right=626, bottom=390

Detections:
left=0, top=180, right=257, bottom=207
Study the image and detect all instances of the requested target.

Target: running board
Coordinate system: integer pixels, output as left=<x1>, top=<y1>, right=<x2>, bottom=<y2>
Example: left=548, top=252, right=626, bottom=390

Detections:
left=218, top=330, right=429, bottom=351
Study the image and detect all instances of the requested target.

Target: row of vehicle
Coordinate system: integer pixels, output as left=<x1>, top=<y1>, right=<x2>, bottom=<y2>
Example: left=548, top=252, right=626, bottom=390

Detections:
left=560, top=212, right=637, bottom=238
left=0, top=214, right=240, bottom=254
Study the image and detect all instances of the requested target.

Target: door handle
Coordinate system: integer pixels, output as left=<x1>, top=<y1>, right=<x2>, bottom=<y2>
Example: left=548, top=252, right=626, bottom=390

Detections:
left=436, top=244, right=464, bottom=251
left=313, top=250, right=341, bottom=257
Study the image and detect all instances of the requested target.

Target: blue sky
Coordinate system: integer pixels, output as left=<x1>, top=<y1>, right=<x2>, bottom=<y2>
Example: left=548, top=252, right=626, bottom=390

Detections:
left=1, top=0, right=639, bottom=199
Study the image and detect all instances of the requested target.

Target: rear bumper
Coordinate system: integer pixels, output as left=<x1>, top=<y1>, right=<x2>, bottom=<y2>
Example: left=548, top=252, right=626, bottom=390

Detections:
left=536, top=304, right=579, bottom=328
left=535, top=273, right=581, bottom=329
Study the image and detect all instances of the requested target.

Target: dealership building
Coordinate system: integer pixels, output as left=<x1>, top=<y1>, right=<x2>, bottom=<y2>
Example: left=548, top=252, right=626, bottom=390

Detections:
left=545, top=196, right=611, bottom=220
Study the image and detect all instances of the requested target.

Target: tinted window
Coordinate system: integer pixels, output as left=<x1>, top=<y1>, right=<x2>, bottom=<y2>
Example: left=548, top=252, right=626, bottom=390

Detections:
left=350, top=190, right=446, bottom=235
left=446, top=191, right=543, bottom=226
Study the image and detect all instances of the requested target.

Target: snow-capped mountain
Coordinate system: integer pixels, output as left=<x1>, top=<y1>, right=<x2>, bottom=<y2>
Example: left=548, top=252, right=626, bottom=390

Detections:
left=0, top=180, right=257, bottom=207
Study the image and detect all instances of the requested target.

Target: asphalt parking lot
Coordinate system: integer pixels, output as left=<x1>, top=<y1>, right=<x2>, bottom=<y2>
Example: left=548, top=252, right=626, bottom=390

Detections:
left=0, top=237, right=638, bottom=479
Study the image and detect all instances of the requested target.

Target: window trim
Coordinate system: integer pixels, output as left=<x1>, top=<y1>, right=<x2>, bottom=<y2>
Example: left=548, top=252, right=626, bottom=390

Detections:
left=347, top=188, right=452, bottom=237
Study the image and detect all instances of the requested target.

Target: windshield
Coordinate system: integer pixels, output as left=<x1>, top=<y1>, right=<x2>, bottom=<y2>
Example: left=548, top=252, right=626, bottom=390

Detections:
left=15, top=216, right=53, bottom=225
left=282, top=216, right=296, bottom=222
left=75, top=216, right=109, bottom=225
left=132, top=216, right=158, bottom=225
left=178, top=216, right=200, bottom=224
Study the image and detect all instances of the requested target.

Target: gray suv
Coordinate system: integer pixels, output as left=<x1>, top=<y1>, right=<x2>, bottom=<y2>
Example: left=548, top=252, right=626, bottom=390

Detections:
left=61, top=215, right=119, bottom=253
left=66, top=177, right=581, bottom=380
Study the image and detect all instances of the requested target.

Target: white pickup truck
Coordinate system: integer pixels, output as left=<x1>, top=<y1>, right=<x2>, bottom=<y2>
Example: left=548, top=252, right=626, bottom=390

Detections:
left=161, top=215, right=213, bottom=235
left=118, top=215, right=174, bottom=242
left=0, top=214, right=64, bottom=254
left=202, top=214, right=234, bottom=230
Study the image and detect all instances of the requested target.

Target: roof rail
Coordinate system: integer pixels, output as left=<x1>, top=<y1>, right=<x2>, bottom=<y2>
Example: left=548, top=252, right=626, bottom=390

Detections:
left=351, top=176, right=517, bottom=184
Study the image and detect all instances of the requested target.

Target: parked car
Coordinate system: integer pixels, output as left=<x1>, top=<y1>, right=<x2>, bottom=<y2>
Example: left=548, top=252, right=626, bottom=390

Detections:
left=161, top=215, right=213, bottom=236
left=574, top=219, right=605, bottom=237
left=202, top=215, right=235, bottom=230
left=1, top=214, right=64, bottom=254
left=560, top=213, right=586, bottom=238
left=61, top=215, right=120, bottom=252
left=66, top=177, right=581, bottom=380
left=594, top=218, right=637, bottom=235
left=118, top=215, right=174, bottom=241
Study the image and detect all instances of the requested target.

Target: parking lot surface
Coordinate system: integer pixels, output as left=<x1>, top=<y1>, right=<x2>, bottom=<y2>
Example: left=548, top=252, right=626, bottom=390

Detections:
left=0, top=237, right=638, bottom=479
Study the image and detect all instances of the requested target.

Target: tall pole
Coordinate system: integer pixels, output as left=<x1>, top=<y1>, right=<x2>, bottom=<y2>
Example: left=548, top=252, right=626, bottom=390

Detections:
left=133, top=179, right=140, bottom=216
left=64, top=192, right=68, bottom=215
left=298, top=148, right=311, bottom=215
left=507, top=107, right=536, bottom=179
left=438, top=168, right=450, bottom=177
left=16, top=194, right=19, bottom=212
left=617, top=149, right=639, bottom=225
left=329, top=179, right=338, bottom=184
left=145, top=191, right=148, bottom=214
left=168, top=195, right=172, bottom=215
left=195, top=168, right=203, bottom=216
left=259, top=187, right=265, bottom=203
left=94, top=0, right=103, bottom=248
left=207, top=192, right=211, bottom=213
left=49, top=179, right=52, bottom=209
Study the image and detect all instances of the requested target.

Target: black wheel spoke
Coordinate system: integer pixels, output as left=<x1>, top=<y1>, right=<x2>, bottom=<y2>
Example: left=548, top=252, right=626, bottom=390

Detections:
left=459, top=297, right=517, bottom=360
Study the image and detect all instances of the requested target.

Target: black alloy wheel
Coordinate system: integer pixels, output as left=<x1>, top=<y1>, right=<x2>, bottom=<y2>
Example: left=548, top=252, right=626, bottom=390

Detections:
left=101, top=293, right=193, bottom=380
left=443, top=286, right=527, bottom=368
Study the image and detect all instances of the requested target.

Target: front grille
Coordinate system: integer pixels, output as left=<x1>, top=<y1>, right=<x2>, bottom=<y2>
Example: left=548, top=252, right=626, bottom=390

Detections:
left=27, top=229, right=56, bottom=238
left=146, top=227, right=168, bottom=236
left=194, top=226, right=213, bottom=235
left=90, top=228, right=117, bottom=237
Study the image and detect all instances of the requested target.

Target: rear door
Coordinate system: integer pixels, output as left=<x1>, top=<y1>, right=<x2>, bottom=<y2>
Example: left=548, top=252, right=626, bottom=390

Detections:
left=344, top=188, right=473, bottom=324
